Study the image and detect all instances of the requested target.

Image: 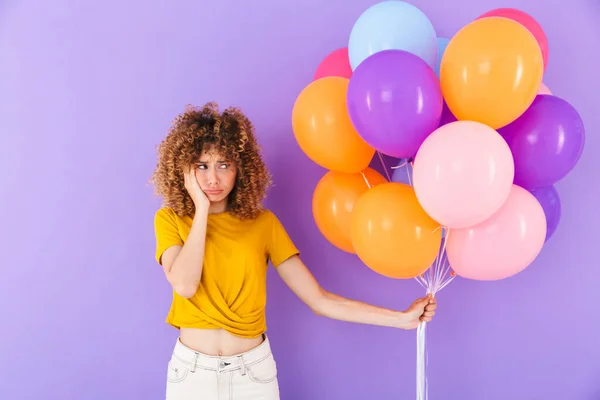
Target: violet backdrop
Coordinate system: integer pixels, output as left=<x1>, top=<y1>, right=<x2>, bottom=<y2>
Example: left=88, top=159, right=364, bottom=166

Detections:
left=1, top=0, right=598, bottom=399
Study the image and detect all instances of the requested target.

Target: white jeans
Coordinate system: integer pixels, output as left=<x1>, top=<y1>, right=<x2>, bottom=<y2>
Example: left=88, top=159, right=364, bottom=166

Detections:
left=165, top=335, right=280, bottom=400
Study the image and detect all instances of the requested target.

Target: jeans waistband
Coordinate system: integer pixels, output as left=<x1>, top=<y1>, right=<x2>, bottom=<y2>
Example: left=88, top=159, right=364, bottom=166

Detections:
left=172, top=335, right=273, bottom=374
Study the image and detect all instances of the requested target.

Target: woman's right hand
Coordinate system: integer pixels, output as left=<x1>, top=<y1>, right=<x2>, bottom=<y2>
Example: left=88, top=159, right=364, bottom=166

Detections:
left=184, top=166, right=210, bottom=211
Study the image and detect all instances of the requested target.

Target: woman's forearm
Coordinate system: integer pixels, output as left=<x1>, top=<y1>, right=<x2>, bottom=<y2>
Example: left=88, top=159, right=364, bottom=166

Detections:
left=313, top=291, right=406, bottom=329
left=167, top=211, right=208, bottom=298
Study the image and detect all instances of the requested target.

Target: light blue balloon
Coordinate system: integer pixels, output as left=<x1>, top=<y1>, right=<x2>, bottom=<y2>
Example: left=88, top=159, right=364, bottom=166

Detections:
left=434, top=37, right=450, bottom=78
left=348, top=1, right=438, bottom=70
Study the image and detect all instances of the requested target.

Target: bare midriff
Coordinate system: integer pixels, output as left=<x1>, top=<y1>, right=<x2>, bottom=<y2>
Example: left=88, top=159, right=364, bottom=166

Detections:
left=179, top=327, right=264, bottom=356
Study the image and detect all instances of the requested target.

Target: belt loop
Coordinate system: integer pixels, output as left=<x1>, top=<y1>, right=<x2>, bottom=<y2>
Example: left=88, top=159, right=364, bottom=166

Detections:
left=190, top=352, right=199, bottom=373
left=239, top=355, right=246, bottom=376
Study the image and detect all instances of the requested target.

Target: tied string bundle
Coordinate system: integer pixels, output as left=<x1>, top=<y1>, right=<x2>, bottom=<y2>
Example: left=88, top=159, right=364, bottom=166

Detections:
left=414, top=229, right=454, bottom=400
left=387, top=153, right=456, bottom=400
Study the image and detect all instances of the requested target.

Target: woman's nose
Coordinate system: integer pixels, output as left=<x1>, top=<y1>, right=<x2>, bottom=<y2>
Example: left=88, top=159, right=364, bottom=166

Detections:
left=207, top=169, right=219, bottom=185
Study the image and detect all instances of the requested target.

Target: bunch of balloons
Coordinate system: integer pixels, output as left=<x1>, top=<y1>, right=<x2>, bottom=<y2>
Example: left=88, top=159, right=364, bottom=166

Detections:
left=292, top=1, right=585, bottom=282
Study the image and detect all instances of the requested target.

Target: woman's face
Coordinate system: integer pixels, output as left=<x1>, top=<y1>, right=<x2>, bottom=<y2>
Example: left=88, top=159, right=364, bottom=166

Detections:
left=194, top=145, right=237, bottom=205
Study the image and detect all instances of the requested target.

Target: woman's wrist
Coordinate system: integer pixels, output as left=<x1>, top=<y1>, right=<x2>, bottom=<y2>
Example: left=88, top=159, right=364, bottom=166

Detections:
left=190, top=205, right=209, bottom=229
left=394, top=311, right=412, bottom=330
left=193, top=202, right=210, bottom=216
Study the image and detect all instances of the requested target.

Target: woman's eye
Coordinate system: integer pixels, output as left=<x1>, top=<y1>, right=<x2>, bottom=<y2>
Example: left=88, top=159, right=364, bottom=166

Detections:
left=197, top=164, right=207, bottom=170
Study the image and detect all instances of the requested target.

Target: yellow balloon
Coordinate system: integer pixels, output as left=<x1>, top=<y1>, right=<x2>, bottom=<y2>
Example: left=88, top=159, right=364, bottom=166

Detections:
left=440, top=17, right=544, bottom=129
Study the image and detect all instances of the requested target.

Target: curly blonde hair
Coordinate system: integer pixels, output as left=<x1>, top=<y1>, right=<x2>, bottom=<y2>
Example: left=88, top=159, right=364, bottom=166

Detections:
left=151, top=102, right=272, bottom=220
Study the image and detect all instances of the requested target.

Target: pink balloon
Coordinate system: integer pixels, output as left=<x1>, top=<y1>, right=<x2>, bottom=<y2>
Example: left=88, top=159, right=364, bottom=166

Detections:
left=413, top=121, right=514, bottom=228
left=313, top=48, right=352, bottom=80
left=446, top=185, right=547, bottom=280
left=538, top=82, right=552, bottom=95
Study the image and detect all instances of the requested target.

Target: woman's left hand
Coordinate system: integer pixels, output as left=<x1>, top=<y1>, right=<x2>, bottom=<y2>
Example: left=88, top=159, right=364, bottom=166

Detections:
left=398, top=295, right=437, bottom=330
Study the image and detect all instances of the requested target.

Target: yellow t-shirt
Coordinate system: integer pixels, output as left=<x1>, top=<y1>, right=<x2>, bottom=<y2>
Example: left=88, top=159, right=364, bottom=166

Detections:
left=154, top=207, right=299, bottom=338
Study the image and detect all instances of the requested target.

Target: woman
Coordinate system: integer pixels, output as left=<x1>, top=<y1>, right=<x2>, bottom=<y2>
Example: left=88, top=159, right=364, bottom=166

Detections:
left=151, top=102, right=437, bottom=400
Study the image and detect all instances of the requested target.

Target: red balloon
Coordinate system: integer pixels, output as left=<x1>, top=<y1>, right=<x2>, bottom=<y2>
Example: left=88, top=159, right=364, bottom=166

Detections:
left=313, top=48, right=352, bottom=80
left=477, top=8, right=548, bottom=70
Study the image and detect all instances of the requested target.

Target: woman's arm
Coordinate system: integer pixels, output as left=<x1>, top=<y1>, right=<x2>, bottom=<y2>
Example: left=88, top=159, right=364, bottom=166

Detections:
left=276, top=255, right=436, bottom=330
left=160, top=167, right=211, bottom=298
left=161, top=210, right=209, bottom=298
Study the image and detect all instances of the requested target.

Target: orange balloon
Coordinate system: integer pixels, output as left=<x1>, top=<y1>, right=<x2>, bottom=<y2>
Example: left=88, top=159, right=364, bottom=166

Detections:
left=440, top=17, right=543, bottom=129
left=292, top=77, right=375, bottom=173
left=350, top=182, right=441, bottom=279
left=312, top=168, right=388, bottom=253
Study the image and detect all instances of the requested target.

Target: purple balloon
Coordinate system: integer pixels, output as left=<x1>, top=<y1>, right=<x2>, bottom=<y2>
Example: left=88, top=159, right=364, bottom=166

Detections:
left=500, top=95, right=585, bottom=189
left=529, top=185, right=561, bottom=242
left=439, top=101, right=457, bottom=127
left=346, top=49, right=443, bottom=158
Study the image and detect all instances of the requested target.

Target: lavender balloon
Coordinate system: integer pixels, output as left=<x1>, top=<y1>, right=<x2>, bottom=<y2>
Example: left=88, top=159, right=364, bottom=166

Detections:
left=500, top=95, right=585, bottom=189
left=346, top=49, right=443, bottom=158
left=529, top=185, right=561, bottom=242
left=391, top=159, right=413, bottom=185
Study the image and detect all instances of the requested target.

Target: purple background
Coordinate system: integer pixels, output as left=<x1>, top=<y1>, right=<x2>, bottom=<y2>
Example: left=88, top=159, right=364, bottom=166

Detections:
left=1, top=0, right=598, bottom=399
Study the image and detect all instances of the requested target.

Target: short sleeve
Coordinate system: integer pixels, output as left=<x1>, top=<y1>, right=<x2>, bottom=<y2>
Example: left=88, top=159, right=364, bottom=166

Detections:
left=154, top=208, right=184, bottom=264
left=267, top=211, right=300, bottom=267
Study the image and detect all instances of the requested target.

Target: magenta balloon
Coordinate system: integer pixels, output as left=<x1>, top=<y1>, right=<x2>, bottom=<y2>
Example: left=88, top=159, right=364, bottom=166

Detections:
left=346, top=49, right=443, bottom=158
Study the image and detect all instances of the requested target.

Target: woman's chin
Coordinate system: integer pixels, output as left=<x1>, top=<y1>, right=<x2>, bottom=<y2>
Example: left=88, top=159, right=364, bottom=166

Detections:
left=206, top=194, right=228, bottom=203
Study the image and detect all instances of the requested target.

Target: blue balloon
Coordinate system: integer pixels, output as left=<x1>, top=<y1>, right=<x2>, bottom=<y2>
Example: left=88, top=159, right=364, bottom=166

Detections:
left=434, top=37, right=450, bottom=78
left=348, top=1, right=438, bottom=70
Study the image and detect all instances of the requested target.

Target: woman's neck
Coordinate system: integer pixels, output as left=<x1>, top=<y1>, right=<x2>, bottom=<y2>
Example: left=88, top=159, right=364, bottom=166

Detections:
left=208, top=199, right=228, bottom=214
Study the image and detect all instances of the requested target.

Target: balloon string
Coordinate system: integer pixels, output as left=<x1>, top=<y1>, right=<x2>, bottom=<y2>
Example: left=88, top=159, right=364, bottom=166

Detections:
left=416, top=320, right=428, bottom=400
left=434, top=229, right=450, bottom=291
left=390, top=160, right=408, bottom=169
left=396, top=156, right=451, bottom=400
left=377, top=151, right=392, bottom=182
left=415, top=229, right=455, bottom=400
left=360, top=171, right=372, bottom=189
left=390, top=157, right=414, bottom=170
